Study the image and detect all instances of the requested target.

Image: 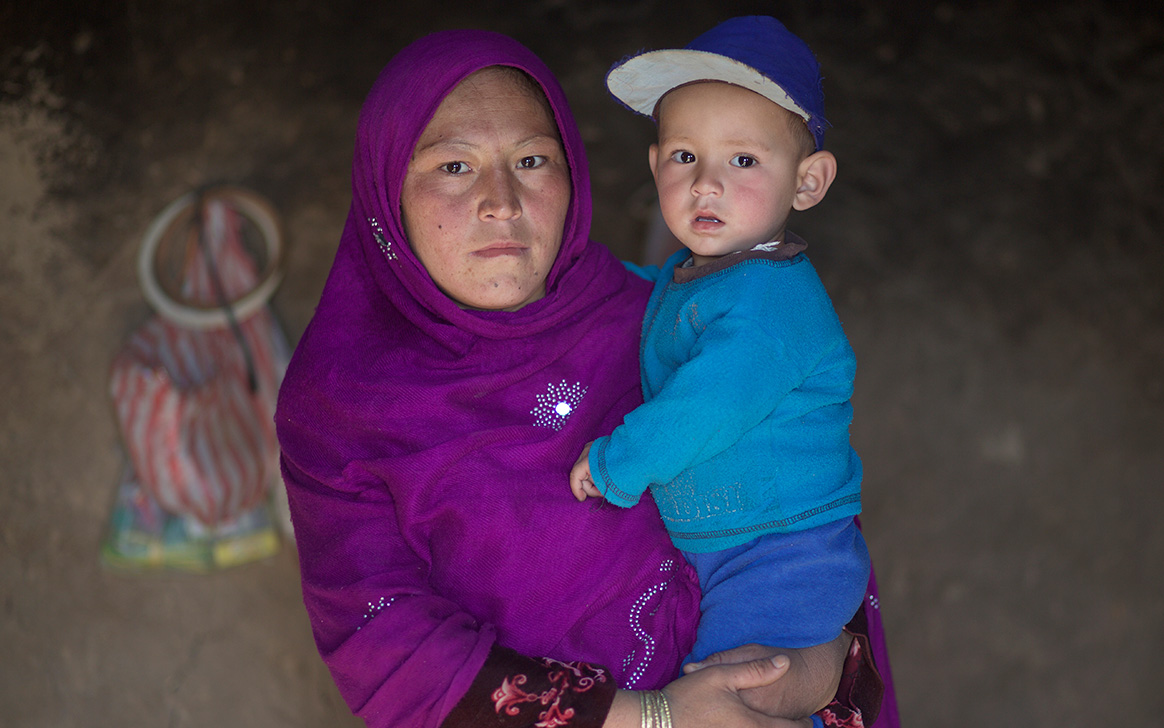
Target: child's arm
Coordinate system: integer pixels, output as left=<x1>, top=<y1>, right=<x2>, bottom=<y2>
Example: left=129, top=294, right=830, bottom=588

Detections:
left=683, top=633, right=852, bottom=720
left=590, top=261, right=852, bottom=509
left=569, top=441, right=603, bottom=501
left=589, top=307, right=808, bottom=504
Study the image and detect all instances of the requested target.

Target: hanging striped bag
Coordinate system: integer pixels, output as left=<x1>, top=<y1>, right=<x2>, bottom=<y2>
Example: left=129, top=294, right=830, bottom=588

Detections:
left=109, top=190, right=285, bottom=528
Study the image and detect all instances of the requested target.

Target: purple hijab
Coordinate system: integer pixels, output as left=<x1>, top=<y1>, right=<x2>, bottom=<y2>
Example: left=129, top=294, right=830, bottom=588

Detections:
left=276, top=30, right=700, bottom=727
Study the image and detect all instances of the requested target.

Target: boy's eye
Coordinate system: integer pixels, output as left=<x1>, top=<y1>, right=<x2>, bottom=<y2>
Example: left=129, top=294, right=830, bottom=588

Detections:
left=518, top=155, right=546, bottom=169
left=730, top=155, right=756, bottom=168
left=441, top=161, right=468, bottom=174
left=670, top=150, right=695, bottom=164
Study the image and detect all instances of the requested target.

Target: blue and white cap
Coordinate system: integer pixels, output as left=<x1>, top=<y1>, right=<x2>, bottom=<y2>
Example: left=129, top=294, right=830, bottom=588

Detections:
left=606, top=16, right=830, bottom=150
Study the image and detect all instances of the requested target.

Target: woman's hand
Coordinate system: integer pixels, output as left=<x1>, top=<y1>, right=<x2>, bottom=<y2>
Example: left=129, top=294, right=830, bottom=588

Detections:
left=682, top=633, right=851, bottom=719
left=604, top=654, right=814, bottom=728
left=668, top=654, right=816, bottom=727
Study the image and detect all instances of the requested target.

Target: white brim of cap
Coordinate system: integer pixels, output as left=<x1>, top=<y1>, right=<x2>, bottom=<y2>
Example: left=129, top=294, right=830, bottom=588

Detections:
left=607, top=49, right=809, bottom=121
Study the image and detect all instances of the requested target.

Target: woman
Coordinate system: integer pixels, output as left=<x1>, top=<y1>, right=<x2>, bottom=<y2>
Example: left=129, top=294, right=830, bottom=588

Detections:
left=276, top=29, right=896, bottom=728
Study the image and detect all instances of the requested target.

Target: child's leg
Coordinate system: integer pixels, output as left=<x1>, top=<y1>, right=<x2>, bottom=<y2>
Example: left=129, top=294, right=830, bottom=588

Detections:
left=683, top=518, right=870, bottom=664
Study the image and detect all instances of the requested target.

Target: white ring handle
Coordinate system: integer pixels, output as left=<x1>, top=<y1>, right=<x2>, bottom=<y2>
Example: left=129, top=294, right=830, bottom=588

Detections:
left=137, top=187, right=283, bottom=330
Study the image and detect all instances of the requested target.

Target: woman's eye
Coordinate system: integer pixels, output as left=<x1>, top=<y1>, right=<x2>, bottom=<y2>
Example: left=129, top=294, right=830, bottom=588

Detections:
left=670, top=151, right=695, bottom=164
left=441, top=161, right=468, bottom=174
left=730, top=155, right=756, bottom=168
left=518, top=155, right=546, bottom=169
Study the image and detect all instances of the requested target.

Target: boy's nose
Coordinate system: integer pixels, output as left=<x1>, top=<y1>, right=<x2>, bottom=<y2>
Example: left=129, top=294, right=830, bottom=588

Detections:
left=691, top=166, right=723, bottom=197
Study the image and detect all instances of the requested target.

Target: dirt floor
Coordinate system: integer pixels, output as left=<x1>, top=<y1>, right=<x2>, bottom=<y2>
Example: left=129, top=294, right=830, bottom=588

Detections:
left=2, top=1, right=1162, bottom=726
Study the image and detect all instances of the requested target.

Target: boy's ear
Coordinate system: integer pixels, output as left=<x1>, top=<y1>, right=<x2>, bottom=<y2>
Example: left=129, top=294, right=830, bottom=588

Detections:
left=648, top=143, right=660, bottom=182
left=792, top=150, right=837, bottom=211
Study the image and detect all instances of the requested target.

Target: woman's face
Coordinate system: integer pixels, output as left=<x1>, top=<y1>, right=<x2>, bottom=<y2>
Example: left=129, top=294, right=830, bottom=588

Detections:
left=401, top=67, right=571, bottom=312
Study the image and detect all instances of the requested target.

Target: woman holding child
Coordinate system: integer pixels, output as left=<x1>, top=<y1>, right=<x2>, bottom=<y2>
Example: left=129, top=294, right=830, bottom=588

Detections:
left=276, top=23, right=897, bottom=728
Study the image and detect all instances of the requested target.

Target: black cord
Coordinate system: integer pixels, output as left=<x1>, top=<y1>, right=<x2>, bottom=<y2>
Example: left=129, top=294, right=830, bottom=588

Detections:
left=192, top=189, right=259, bottom=393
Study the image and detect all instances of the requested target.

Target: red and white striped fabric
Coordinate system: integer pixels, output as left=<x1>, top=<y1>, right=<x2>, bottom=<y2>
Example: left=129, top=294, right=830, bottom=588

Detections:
left=110, top=198, right=285, bottom=528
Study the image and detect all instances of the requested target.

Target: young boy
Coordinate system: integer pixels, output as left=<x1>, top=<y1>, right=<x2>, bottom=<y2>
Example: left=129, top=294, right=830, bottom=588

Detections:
left=570, top=16, right=871, bottom=721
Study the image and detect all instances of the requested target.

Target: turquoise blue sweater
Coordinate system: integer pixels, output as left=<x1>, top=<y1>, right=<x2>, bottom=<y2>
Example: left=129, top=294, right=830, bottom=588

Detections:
left=590, top=242, right=862, bottom=553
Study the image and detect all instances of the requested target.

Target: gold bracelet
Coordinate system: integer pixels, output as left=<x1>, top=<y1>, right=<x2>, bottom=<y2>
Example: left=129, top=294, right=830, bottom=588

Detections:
left=640, top=690, right=673, bottom=728
left=657, top=689, right=672, bottom=728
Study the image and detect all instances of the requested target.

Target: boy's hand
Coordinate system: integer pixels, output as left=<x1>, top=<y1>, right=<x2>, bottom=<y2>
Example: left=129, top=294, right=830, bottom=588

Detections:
left=569, top=442, right=603, bottom=501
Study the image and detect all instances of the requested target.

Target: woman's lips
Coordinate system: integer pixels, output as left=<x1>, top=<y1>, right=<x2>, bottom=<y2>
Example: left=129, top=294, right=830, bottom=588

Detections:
left=474, top=243, right=526, bottom=258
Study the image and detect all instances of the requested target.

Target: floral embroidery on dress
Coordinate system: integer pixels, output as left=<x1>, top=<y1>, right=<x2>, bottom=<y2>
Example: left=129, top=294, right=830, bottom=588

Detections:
left=819, top=703, right=865, bottom=728
left=491, top=658, right=609, bottom=728
left=531, top=381, right=587, bottom=430
left=818, top=624, right=875, bottom=727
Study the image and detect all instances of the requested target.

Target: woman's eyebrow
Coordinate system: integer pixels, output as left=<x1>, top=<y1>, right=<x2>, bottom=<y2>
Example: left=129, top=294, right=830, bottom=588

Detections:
left=514, top=133, right=561, bottom=147
left=413, top=138, right=475, bottom=156
left=414, top=133, right=560, bottom=157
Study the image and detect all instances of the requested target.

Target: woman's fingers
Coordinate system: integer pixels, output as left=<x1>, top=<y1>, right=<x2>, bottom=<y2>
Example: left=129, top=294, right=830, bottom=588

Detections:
left=684, top=643, right=789, bottom=673
left=716, top=654, right=792, bottom=691
left=663, top=661, right=808, bottom=728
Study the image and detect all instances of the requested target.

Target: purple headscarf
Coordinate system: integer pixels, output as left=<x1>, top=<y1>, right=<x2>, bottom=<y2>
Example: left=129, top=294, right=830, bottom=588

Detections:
left=347, top=28, right=630, bottom=339
left=276, top=30, right=700, bottom=727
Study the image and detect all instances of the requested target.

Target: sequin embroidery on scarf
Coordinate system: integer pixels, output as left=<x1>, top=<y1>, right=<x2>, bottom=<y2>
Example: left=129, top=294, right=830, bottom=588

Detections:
left=357, top=595, right=397, bottom=630
left=368, top=217, right=397, bottom=260
left=531, top=381, right=587, bottom=431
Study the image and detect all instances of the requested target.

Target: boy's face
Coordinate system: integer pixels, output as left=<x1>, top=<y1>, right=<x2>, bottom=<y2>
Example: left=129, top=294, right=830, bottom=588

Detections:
left=650, top=81, right=807, bottom=265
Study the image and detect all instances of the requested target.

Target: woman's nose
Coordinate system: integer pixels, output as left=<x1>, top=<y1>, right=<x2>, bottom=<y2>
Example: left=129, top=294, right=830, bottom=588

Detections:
left=478, top=168, right=521, bottom=221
